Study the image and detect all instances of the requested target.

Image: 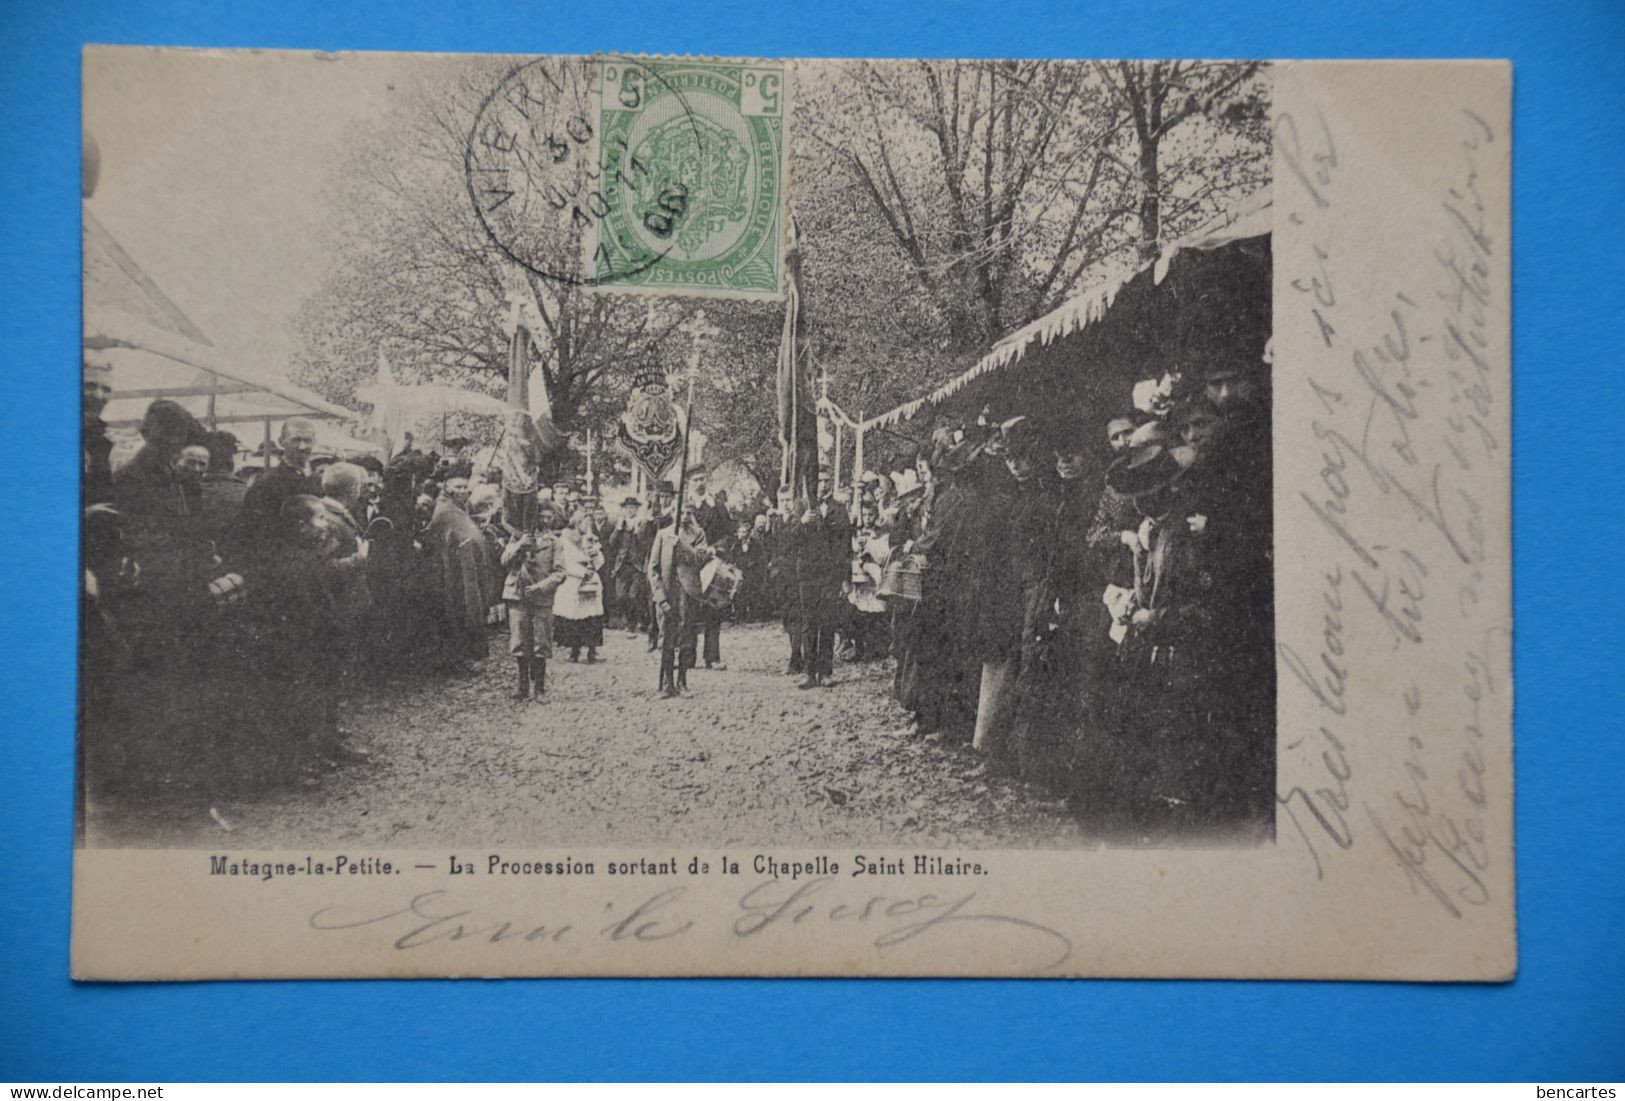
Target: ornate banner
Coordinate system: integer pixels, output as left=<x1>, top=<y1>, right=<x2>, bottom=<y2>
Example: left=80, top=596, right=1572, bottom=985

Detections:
left=614, top=364, right=683, bottom=485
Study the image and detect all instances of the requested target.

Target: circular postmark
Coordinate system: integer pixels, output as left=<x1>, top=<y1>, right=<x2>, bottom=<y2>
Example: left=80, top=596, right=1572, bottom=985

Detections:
left=464, top=56, right=703, bottom=287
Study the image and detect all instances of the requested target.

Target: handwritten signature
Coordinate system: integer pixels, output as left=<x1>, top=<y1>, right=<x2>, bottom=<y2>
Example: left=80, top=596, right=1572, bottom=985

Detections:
left=310, top=880, right=1074, bottom=971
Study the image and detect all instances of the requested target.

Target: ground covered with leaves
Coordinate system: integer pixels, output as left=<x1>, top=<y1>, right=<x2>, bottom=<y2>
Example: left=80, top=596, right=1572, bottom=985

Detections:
left=87, top=622, right=1086, bottom=850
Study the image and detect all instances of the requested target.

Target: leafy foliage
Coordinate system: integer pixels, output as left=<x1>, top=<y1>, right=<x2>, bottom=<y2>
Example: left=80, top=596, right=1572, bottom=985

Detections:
left=293, top=58, right=1269, bottom=484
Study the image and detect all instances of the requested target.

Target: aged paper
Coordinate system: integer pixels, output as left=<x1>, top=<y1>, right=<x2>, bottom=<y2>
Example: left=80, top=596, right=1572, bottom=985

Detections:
left=74, top=50, right=1511, bottom=979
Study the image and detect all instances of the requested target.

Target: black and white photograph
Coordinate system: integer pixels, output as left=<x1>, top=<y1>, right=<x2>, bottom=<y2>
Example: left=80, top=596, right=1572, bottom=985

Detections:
left=81, top=52, right=1274, bottom=853
left=71, top=50, right=1511, bottom=982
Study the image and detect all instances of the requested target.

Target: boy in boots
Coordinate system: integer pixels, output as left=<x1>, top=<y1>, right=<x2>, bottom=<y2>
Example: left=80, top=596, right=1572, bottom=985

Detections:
left=501, top=502, right=566, bottom=700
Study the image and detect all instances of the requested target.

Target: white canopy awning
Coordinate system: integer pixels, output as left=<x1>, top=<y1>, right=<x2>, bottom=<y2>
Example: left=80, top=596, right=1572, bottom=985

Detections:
left=861, top=190, right=1274, bottom=431
left=84, top=207, right=359, bottom=435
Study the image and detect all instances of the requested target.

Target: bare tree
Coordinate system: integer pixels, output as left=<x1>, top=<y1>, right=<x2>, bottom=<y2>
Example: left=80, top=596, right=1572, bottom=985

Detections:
left=294, top=59, right=688, bottom=437
left=803, top=60, right=1123, bottom=344
left=801, top=59, right=1269, bottom=342
left=1092, top=60, right=1268, bottom=261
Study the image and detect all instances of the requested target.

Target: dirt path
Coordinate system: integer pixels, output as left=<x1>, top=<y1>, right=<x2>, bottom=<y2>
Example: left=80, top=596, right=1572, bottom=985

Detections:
left=89, top=622, right=1084, bottom=850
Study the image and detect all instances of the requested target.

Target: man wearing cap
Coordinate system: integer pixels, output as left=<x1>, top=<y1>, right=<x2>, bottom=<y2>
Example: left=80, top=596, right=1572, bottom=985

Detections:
left=83, top=354, right=116, bottom=505
left=683, top=468, right=729, bottom=539
left=716, top=516, right=767, bottom=623
left=641, top=483, right=675, bottom=650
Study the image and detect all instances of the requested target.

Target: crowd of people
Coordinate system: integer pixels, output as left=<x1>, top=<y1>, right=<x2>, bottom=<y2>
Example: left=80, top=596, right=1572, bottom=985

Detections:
left=82, top=350, right=1273, bottom=842
left=869, top=361, right=1276, bottom=840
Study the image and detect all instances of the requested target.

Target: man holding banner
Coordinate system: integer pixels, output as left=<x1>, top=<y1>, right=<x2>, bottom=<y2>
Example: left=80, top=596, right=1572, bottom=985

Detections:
left=646, top=482, right=712, bottom=699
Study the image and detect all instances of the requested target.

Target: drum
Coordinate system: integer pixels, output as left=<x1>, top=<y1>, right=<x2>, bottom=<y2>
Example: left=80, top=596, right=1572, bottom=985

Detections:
left=700, top=559, right=743, bottom=608
left=878, top=555, right=925, bottom=601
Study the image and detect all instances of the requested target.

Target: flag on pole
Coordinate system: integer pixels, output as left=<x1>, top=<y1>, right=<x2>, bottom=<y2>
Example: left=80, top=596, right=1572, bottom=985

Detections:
left=498, top=291, right=565, bottom=530
left=776, top=215, right=819, bottom=505
left=502, top=289, right=565, bottom=451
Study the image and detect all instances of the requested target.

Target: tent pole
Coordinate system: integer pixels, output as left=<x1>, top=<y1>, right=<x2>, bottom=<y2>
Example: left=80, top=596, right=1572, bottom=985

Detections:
left=853, top=417, right=865, bottom=513
left=834, top=421, right=843, bottom=498
left=263, top=417, right=273, bottom=467
left=206, top=371, right=218, bottom=430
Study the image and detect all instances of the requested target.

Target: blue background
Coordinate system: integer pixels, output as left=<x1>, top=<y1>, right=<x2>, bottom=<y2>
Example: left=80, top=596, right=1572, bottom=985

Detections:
left=3, top=0, right=1622, bottom=1082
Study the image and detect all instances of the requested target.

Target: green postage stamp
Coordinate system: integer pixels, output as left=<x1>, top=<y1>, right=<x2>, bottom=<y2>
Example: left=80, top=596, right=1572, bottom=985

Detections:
left=588, top=57, right=789, bottom=300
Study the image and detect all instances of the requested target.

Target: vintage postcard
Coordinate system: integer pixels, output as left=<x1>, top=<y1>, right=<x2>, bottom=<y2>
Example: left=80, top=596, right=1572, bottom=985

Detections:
left=74, top=49, right=1512, bottom=980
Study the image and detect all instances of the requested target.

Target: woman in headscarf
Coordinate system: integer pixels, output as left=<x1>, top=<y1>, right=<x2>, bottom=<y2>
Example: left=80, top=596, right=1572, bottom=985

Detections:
left=553, top=509, right=607, bottom=663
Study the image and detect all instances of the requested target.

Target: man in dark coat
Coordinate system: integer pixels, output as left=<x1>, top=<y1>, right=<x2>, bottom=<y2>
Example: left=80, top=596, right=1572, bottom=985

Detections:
left=365, top=461, right=438, bottom=670
left=604, top=495, right=644, bottom=634
left=968, top=418, right=1050, bottom=772
left=686, top=466, right=734, bottom=543
left=1012, top=423, right=1101, bottom=794
left=197, top=430, right=248, bottom=563
left=424, top=475, right=499, bottom=669
left=394, top=431, right=424, bottom=465
left=311, top=463, right=374, bottom=762
left=684, top=466, right=732, bottom=669
left=793, top=493, right=852, bottom=689
left=898, top=439, right=981, bottom=738
left=258, top=488, right=366, bottom=780
left=109, top=401, right=214, bottom=656
left=231, top=418, right=319, bottom=574
left=1084, top=417, right=1155, bottom=733
left=102, top=400, right=216, bottom=786
left=757, top=488, right=799, bottom=674
left=1181, top=360, right=1275, bottom=836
